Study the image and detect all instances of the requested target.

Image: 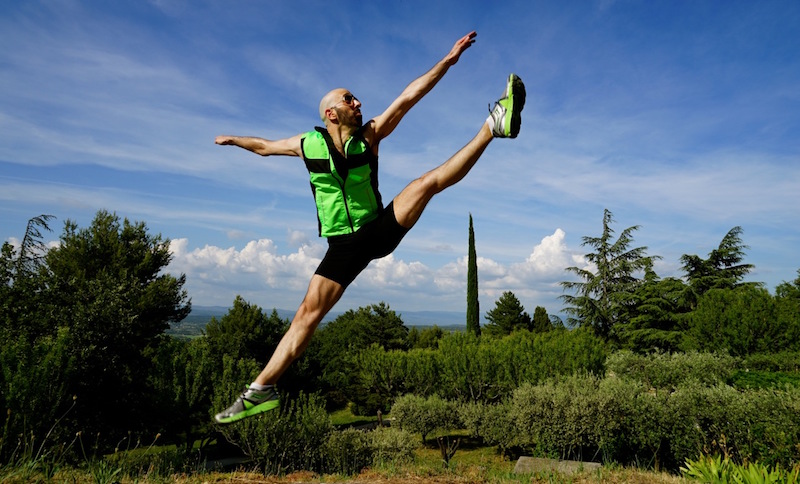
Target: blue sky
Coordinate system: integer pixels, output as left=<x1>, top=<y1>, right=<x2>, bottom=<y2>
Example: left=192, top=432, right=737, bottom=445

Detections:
left=2, top=0, right=799, bottom=321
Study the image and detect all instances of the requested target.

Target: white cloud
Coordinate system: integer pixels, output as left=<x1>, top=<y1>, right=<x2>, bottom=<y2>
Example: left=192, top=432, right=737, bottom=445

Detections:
left=169, top=237, right=324, bottom=290
left=165, top=227, right=587, bottom=313
left=358, top=254, right=432, bottom=288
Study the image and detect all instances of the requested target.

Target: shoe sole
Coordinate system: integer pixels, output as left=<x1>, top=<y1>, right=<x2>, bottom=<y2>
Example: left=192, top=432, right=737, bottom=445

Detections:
left=505, top=74, right=526, bottom=138
left=215, top=399, right=280, bottom=425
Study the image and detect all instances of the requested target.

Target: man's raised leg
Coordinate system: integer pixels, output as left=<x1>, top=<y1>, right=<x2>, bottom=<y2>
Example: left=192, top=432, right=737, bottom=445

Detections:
left=393, top=124, right=493, bottom=228
left=393, top=73, right=525, bottom=229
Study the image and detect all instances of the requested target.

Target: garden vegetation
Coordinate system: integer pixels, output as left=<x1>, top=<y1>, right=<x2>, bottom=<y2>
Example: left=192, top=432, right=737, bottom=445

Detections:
left=2, top=209, right=799, bottom=482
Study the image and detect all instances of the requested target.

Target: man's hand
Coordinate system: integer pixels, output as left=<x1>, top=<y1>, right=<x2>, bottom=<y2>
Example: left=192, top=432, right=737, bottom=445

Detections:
left=215, top=135, right=235, bottom=145
left=445, top=31, right=477, bottom=66
left=367, top=30, right=479, bottom=146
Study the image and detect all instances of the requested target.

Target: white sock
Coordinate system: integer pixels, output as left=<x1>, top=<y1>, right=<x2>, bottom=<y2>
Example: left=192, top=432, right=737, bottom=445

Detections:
left=249, top=382, right=272, bottom=391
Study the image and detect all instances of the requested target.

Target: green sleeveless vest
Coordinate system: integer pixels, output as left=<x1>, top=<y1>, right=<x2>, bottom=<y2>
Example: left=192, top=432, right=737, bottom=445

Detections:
left=300, top=127, right=383, bottom=237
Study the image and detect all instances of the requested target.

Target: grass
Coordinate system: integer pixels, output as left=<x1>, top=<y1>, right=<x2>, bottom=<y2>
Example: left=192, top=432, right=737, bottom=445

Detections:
left=1, top=406, right=690, bottom=483
left=330, top=407, right=382, bottom=428
left=0, top=448, right=691, bottom=483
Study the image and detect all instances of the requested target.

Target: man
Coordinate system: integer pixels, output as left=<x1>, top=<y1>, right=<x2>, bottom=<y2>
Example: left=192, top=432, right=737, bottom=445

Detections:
left=213, top=31, right=524, bottom=424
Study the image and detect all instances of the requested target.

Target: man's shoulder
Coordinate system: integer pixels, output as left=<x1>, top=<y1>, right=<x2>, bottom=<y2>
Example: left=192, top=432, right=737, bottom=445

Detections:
left=302, top=127, right=327, bottom=139
left=301, top=128, right=329, bottom=159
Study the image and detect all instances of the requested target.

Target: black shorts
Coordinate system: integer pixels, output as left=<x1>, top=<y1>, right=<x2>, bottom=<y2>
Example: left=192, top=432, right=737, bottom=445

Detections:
left=315, top=201, right=410, bottom=288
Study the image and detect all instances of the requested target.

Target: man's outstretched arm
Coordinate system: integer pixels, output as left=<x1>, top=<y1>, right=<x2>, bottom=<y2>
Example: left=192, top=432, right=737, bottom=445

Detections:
left=215, top=134, right=303, bottom=157
left=368, top=31, right=477, bottom=144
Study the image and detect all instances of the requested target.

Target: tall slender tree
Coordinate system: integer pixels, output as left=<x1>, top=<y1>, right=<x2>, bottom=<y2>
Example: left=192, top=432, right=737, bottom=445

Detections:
left=466, top=214, right=481, bottom=336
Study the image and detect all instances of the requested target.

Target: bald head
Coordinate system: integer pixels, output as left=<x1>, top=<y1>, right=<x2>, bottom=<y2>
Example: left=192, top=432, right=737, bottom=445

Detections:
left=319, top=88, right=347, bottom=122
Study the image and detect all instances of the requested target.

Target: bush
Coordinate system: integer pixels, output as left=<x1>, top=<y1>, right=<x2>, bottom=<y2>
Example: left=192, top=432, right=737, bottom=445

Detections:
left=741, top=351, right=800, bottom=373
left=467, top=373, right=800, bottom=472
left=682, top=453, right=800, bottom=483
left=506, top=374, right=612, bottom=461
left=391, top=394, right=460, bottom=443
left=219, top=392, right=332, bottom=475
left=369, top=427, right=418, bottom=467
left=436, top=329, right=607, bottom=404
left=460, top=400, right=516, bottom=455
left=665, top=382, right=800, bottom=470
left=322, top=426, right=420, bottom=475
left=606, top=350, right=735, bottom=389
left=324, top=428, right=373, bottom=476
left=730, top=369, right=800, bottom=390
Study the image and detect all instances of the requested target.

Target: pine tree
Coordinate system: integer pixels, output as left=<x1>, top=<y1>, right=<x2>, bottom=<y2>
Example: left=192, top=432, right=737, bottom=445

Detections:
left=532, top=306, right=552, bottom=333
left=484, top=291, right=531, bottom=336
left=560, top=209, right=659, bottom=340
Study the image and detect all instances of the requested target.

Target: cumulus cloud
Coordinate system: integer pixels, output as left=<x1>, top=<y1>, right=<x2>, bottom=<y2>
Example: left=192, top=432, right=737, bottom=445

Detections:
left=358, top=254, right=432, bottom=288
left=165, top=228, right=589, bottom=313
left=169, top=237, right=324, bottom=290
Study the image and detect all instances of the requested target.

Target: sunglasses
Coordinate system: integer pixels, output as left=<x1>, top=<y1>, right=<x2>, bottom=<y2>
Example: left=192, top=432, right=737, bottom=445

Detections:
left=330, top=93, right=358, bottom=109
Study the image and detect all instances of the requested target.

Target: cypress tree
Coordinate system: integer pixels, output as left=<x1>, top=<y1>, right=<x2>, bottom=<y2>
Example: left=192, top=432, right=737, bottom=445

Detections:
left=467, top=214, right=481, bottom=336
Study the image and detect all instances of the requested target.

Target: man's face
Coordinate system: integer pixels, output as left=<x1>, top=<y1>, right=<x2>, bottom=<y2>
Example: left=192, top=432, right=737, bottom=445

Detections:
left=331, top=91, right=362, bottom=127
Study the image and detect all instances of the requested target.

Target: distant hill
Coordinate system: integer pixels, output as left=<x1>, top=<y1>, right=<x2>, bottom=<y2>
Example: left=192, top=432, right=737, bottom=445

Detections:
left=167, top=305, right=467, bottom=339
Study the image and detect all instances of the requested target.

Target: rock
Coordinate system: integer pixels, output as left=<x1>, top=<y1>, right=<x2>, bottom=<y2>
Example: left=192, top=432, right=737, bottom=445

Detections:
left=513, top=456, right=601, bottom=476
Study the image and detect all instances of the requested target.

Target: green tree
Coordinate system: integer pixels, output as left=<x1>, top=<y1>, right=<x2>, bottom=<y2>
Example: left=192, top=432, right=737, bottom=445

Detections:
left=204, top=296, right=288, bottom=364
left=560, top=209, right=659, bottom=341
left=531, top=306, right=552, bottom=333
left=40, top=210, right=191, bottom=443
left=310, top=302, right=408, bottom=408
left=618, top=267, right=691, bottom=352
left=13, top=214, right=55, bottom=276
left=686, top=286, right=785, bottom=355
left=484, top=291, right=531, bottom=336
left=408, top=325, right=445, bottom=349
left=466, top=214, right=481, bottom=336
left=1, top=215, right=56, bottom=339
left=775, top=269, right=800, bottom=300
left=680, top=226, right=755, bottom=308
left=775, top=269, right=800, bottom=349
left=149, top=336, right=216, bottom=451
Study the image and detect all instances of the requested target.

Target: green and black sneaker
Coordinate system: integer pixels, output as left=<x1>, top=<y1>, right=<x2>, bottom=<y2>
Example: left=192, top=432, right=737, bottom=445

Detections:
left=488, top=73, right=526, bottom=138
left=214, top=385, right=280, bottom=425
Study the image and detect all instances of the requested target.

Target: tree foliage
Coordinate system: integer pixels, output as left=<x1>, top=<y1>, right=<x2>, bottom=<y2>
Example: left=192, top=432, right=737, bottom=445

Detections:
left=531, top=306, right=552, bottom=333
left=561, top=209, right=659, bottom=341
left=204, top=296, right=288, bottom=364
left=680, top=226, right=755, bottom=307
left=617, top=268, right=691, bottom=352
left=1, top=211, right=191, bottom=451
left=310, top=302, right=408, bottom=408
left=686, top=285, right=798, bottom=355
left=4, top=207, right=800, bottom=475
left=466, top=214, right=480, bottom=336
left=483, top=291, right=531, bottom=336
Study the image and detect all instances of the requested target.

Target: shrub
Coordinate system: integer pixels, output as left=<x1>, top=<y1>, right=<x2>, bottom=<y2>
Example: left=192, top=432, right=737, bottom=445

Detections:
left=324, top=428, right=372, bottom=476
left=391, top=394, right=460, bottom=443
left=606, top=350, right=735, bottom=389
left=507, top=374, right=609, bottom=461
left=730, top=369, right=800, bottom=390
left=742, top=351, right=800, bottom=373
left=470, top=372, right=800, bottom=472
left=369, top=427, right=418, bottom=467
left=665, top=382, right=800, bottom=470
left=682, top=454, right=800, bottom=483
left=463, top=400, right=516, bottom=455
left=219, top=392, right=332, bottom=475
